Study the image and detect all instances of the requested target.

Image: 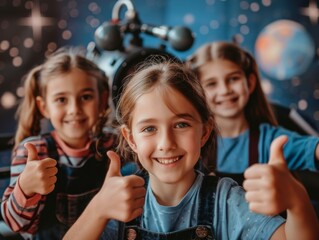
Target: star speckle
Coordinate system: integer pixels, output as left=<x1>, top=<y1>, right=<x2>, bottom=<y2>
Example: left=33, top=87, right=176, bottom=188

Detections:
left=18, top=0, right=55, bottom=40
left=300, top=0, right=319, bottom=24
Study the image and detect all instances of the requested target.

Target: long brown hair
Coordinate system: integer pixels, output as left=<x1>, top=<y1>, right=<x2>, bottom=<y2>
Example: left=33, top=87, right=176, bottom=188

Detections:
left=14, top=47, right=111, bottom=151
left=116, top=57, right=218, bottom=169
left=187, top=41, right=278, bottom=129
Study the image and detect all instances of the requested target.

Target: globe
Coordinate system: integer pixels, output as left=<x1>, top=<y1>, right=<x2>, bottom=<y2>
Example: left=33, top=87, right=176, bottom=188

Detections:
left=255, top=19, right=315, bottom=80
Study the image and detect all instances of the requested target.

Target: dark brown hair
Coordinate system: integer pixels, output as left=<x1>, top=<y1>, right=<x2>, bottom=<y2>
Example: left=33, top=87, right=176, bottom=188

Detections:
left=187, top=41, right=278, bottom=129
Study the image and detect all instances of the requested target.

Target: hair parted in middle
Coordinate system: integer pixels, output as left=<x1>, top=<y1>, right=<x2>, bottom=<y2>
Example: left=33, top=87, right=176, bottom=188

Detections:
left=14, top=46, right=111, bottom=158
left=187, top=41, right=278, bottom=129
left=115, top=56, right=218, bottom=170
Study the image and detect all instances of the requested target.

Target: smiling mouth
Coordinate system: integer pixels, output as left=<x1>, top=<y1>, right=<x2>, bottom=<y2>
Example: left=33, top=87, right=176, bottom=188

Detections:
left=216, top=97, right=238, bottom=105
left=64, top=119, right=86, bottom=124
left=156, top=156, right=182, bottom=165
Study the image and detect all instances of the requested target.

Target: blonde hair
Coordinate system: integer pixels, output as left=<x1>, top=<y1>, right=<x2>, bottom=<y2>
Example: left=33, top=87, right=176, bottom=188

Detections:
left=116, top=58, right=218, bottom=170
left=14, top=47, right=110, bottom=150
left=187, top=41, right=278, bottom=129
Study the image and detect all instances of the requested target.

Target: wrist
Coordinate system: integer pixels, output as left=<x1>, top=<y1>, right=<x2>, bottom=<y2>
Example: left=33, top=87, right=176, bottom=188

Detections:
left=287, top=179, right=310, bottom=213
left=18, top=175, right=35, bottom=197
left=89, top=194, right=110, bottom=224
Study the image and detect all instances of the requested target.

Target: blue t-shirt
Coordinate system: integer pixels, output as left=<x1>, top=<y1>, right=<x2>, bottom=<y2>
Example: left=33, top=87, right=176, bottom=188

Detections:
left=217, top=123, right=319, bottom=173
left=102, top=172, right=285, bottom=239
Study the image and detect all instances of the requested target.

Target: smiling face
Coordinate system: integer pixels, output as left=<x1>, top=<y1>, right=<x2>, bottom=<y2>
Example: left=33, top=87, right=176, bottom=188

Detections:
left=198, top=59, right=255, bottom=124
left=122, top=86, right=211, bottom=186
left=37, top=68, right=101, bottom=148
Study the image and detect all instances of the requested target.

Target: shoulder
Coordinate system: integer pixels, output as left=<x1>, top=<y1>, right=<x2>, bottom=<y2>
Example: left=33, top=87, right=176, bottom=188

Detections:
left=20, top=135, right=46, bottom=145
left=216, top=177, right=240, bottom=189
left=215, top=177, right=244, bottom=201
left=99, top=127, right=119, bottom=148
left=15, top=133, right=53, bottom=158
left=259, top=123, right=300, bottom=137
left=259, top=123, right=317, bottom=143
left=214, top=177, right=286, bottom=239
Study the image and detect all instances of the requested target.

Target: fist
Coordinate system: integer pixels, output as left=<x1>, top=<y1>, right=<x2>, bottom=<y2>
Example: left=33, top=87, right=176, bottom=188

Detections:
left=19, top=142, right=58, bottom=196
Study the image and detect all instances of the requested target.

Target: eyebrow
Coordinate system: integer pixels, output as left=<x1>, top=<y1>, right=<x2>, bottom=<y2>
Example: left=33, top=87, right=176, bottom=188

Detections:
left=176, top=113, right=197, bottom=120
left=51, top=88, right=95, bottom=97
left=202, top=70, right=243, bottom=82
left=136, top=113, right=197, bottom=126
left=226, top=70, right=243, bottom=76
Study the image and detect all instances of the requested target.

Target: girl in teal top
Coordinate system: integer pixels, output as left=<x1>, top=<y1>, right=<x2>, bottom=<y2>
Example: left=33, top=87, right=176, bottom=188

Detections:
left=187, top=41, right=319, bottom=174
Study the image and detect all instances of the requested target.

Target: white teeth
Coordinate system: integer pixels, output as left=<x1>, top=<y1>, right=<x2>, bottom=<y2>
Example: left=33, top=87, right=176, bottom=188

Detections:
left=66, top=119, right=84, bottom=124
left=157, top=157, right=179, bottom=164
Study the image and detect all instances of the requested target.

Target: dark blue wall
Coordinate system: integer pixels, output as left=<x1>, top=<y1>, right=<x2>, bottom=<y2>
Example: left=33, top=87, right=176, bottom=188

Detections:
left=0, top=0, right=319, bottom=135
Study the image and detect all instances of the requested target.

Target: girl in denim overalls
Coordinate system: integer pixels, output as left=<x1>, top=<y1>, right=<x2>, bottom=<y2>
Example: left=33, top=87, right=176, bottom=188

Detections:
left=64, top=60, right=319, bottom=240
left=1, top=47, right=137, bottom=239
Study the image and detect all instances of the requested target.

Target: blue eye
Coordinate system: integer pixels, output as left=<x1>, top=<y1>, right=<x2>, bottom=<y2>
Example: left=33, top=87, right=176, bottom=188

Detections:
left=142, top=126, right=156, bottom=133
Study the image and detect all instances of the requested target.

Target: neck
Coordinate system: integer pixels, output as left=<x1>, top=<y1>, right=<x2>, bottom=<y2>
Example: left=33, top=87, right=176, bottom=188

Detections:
left=216, top=116, right=249, bottom=137
left=150, top=170, right=197, bottom=206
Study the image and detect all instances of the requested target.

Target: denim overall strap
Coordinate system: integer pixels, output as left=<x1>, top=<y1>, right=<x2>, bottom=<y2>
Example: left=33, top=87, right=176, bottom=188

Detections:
left=120, top=173, right=217, bottom=240
left=197, top=176, right=218, bottom=227
left=248, top=127, right=260, bottom=166
left=215, top=127, right=260, bottom=186
left=36, top=133, right=61, bottom=239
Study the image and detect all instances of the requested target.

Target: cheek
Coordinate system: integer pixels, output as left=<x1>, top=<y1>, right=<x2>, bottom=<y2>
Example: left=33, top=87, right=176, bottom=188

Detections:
left=204, top=89, right=215, bottom=101
left=181, top=131, right=202, bottom=150
left=87, top=103, right=100, bottom=119
left=46, top=105, right=61, bottom=117
left=238, top=84, right=251, bottom=100
left=135, top=139, right=151, bottom=154
left=237, top=81, right=250, bottom=93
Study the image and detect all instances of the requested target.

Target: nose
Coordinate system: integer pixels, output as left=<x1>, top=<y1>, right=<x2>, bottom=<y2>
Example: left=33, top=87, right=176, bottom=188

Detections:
left=158, top=129, right=177, bottom=152
left=219, top=81, right=231, bottom=94
left=68, top=99, right=82, bottom=115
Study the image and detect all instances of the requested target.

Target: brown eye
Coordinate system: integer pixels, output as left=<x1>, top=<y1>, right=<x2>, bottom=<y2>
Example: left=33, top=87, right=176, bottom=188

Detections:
left=55, top=97, right=66, bottom=103
left=176, top=122, right=189, bottom=128
left=81, top=94, right=93, bottom=101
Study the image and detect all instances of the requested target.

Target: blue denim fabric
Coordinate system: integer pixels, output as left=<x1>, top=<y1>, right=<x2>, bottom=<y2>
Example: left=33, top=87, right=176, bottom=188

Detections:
left=119, top=173, right=218, bottom=240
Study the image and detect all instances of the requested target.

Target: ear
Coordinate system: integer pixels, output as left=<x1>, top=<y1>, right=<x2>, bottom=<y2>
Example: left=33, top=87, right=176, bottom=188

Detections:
left=36, top=96, right=50, bottom=119
left=248, top=74, right=256, bottom=94
left=200, top=117, right=214, bottom=147
left=121, top=126, right=138, bottom=153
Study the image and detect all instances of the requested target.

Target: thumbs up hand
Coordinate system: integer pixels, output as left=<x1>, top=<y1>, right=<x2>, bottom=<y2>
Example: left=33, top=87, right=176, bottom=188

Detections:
left=243, top=135, right=301, bottom=216
left=19, top=142, right=58, bottom=197
left=92, top=150, right=146, bottom=222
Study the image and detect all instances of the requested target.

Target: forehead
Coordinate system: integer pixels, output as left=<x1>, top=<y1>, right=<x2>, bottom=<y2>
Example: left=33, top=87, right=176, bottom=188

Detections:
left=46, top=68, right=96, bottom=91
left=198, top=59, right=244, bottom=80
left=131, top=86, right=201, bottom=122
left=201, top=59, right=242, bottom=72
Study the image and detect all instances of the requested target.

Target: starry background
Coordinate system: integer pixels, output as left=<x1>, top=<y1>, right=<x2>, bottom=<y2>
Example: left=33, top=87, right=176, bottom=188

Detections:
left=0, top=0, right=319, bottom=136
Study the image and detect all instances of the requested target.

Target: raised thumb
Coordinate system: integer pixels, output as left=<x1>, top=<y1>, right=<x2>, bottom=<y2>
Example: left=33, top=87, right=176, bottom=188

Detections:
left=106, top=150, right=122, bottom=178
left=268, top=135, right=288, bottom=166
left=24, top=142, right=39, bottom=162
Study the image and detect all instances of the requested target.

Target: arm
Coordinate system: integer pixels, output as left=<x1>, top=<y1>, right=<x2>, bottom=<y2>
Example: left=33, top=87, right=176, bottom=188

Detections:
left=63, top=194, right=111, bottom=240
left=63, top=151, right=145, bottom=240
left=244, top=136, right=319, bottom=240
left=316, top=143, right=319, bottom=161
left=1, top=141, right=57, bottom=233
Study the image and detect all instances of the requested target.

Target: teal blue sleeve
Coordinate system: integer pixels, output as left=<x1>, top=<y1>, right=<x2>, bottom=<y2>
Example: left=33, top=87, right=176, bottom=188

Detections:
left=259, top=124, right=319, bottom=171
left=214, top=177, right=285, bottom=239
